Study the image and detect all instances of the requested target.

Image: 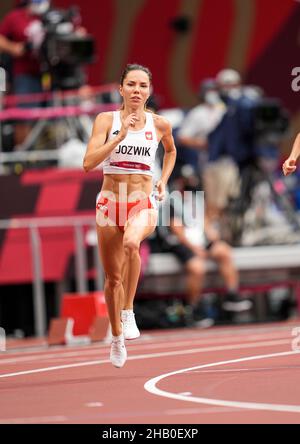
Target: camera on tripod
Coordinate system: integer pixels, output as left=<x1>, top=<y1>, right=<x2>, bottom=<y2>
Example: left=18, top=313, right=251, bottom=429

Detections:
left=252, top=98, right=290, bottom=145
left=40, top=6, right=95, bottom=89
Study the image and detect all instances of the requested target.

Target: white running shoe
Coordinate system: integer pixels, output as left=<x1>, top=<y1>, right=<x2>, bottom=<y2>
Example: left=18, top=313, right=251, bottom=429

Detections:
left=121, top=309, right=140, bottom=340
left=110, top=335, right=127, bottom=368
left=222, top=293, right=253, bottom=313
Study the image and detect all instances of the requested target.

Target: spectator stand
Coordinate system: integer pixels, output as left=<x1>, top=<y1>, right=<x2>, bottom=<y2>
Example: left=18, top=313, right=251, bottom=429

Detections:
left=138, top=245, right=300, bottom=322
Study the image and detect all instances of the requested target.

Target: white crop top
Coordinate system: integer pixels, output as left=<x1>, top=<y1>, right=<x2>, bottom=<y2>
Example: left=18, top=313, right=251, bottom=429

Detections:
left=102, top=111, right=159, bottom=176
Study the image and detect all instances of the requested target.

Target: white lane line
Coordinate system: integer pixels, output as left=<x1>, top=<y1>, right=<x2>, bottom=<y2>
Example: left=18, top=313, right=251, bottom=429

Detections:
left=0, top=338, right=292, bottom=379
left=144, top=350, right=300, bottom=413
left=0, top=415, right=67, bottom=424
left=193, top=365, right=300, bottom=373
left=0, top=333, right=292, bottom=366
left=85, top=402, right=103, bottom=408
left=165, top=407, right=242, bottom=415
left=0, top=332, right=290, bottom=366
left=2, top=321, right=298, bottom=363
left=0, top=348, right=109, bottom=365
left=0, top=334, right=268, bottom=361
left=3, top=322, right=297, bottom=357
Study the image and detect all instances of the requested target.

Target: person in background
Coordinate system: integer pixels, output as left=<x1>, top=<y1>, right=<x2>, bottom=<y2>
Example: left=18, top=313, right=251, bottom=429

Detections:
left=176, top=78, right=226, bottom=177
left=0, top=0, right=50, bottom=146
left=157, top=166, right=252, bottom=325
left=0, top=0, right=88, bottom=147
left=176, top=75, right=241, bottom=226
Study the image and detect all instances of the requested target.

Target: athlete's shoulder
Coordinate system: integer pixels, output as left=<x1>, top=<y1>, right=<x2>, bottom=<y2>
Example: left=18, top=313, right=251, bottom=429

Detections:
left=95, top=111, right=115, bottom=122
left=93, top=111, right=115, bottom=127
left=91, top=112, right=115, bottom=136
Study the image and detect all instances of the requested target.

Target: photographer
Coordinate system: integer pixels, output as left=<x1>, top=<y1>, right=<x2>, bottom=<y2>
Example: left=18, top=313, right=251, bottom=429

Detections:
left=176, top=73, right=241, bottom=225
left=211, top=68, right=261, bottom=169
left=0, top=0, right=49, bottom=146
left=176, top=78, right=226, bottom=176
left=210, top=69, right=291, bottom=244
left=202, top=69, right=265, bottom=225
left=0, top=0, right=48, bottom=100
left=0, top=0, right=90, bottom=147
left=0, top=0, right=88, bottom=94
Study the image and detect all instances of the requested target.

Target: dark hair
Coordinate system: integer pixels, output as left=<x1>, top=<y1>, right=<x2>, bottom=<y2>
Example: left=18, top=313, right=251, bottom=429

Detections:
left=16, top=0, right=29, bottom=7
left=120, top=63, right=152, bottom=85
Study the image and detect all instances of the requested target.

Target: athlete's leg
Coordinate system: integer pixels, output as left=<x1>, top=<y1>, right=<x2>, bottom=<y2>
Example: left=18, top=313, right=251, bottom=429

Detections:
left=121, top=259, right=127, bottom=311
left=122, top=208, right=158, bottom=310
left=96, top=223, right=125, bottom=337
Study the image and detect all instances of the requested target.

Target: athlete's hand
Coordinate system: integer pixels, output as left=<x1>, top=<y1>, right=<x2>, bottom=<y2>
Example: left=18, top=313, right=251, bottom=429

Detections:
left=282, top=158, right=297, bottom=176
left=155, top=180, right=166, bottom=201
left=119, top=113, right=139, bottom=139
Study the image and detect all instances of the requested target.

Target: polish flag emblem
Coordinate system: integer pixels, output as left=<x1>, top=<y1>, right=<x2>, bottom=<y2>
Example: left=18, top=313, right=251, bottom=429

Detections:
left=145, top=131, right=153, bottom=140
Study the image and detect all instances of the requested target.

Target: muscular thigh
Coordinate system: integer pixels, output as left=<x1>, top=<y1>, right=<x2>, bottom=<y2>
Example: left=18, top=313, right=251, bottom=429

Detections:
left=124, top=209, right=158, bottom=243
left=96, top=224, right=125, bottom=276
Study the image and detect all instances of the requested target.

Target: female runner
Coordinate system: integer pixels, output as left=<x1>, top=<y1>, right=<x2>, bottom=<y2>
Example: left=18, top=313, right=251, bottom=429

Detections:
left=83, top=64, right=176, bottom=367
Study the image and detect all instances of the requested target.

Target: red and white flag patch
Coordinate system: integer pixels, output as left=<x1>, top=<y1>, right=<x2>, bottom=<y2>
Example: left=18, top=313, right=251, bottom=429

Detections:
left=145, top=131, right=153, bottom=140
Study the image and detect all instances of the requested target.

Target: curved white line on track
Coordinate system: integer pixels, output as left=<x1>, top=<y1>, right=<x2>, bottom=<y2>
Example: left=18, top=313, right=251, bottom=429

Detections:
left=144, top=350, right=300, bottom=413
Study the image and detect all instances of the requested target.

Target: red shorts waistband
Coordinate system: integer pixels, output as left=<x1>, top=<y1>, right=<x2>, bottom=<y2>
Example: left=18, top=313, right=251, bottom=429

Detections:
left=96, top=194, right=155, bottom=230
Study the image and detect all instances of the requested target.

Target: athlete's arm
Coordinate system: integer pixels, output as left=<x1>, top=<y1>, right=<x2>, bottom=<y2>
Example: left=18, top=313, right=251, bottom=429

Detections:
left=83, top=112, right=138, bottom=172
left=155, top=117, right=177, bottom=200
left=283, top=133, right=300, bottom=176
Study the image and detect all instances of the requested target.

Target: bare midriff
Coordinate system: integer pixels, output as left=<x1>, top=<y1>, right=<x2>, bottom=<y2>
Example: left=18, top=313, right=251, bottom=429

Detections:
left=101, top=173, right=153, bottom=202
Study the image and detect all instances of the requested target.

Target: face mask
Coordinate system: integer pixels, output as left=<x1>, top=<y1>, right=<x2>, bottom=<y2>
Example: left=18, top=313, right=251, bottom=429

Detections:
left=228, top=87, right=242, bottom=100
left=204, top=91, right=220, bottom=105
left=29, top=0, right=50, bottom=15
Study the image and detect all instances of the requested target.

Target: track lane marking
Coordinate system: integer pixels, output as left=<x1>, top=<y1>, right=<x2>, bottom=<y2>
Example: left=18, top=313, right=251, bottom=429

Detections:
left=0, top=338, right=292, bottom=379
left=144, top=350, right=300, bottom=413
left=0, top=331, right=293, bottom=365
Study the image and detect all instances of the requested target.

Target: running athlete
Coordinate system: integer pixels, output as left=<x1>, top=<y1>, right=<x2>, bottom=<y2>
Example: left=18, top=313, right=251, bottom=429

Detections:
left=283, top=133, right=300, bottom=176
left=83, top=64, right=176, bottom=368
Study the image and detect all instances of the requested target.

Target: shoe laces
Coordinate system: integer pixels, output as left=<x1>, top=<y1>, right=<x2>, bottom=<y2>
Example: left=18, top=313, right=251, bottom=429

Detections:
left=111, top=338, right=125, bottom=355
left=122, top=310, right=135, bottom=322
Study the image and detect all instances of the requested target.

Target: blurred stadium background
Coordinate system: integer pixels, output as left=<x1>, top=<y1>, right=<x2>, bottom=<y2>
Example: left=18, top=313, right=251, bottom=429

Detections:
left=1, top=0, right=300, bottom=340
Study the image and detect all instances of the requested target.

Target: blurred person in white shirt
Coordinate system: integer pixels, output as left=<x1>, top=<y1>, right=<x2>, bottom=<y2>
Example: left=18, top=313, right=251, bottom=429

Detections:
left=176, top=78, right=226, bottom=175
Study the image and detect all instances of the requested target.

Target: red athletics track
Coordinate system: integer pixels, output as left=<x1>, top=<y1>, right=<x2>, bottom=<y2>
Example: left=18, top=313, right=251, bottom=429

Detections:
left=0, top=320, right=300, bottom=424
